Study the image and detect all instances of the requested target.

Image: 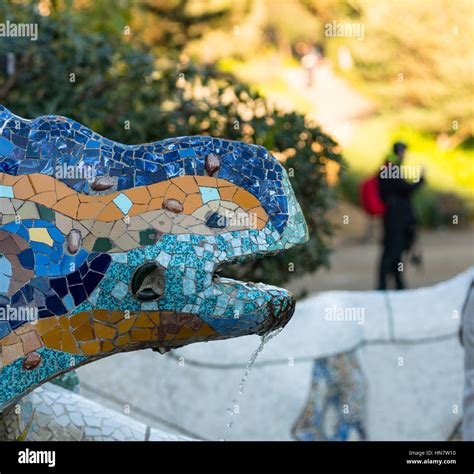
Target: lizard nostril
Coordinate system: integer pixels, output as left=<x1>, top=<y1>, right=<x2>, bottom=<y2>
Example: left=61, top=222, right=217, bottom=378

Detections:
left=131, top=262, right=165, bottom=302
left=135, top=287, right=160, bottom=301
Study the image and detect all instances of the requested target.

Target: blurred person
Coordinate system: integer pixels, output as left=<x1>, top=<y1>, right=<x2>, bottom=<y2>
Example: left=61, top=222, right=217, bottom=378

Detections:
left=377, top=142, right=425, bottom=290
left=300, top=45, right=323, bottom=88
left=337, top=46, right=353, bottom=71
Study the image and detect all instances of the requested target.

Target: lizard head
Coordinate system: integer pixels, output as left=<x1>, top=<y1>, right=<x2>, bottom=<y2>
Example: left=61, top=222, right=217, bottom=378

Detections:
left=0, top=106, right=308, bottom=409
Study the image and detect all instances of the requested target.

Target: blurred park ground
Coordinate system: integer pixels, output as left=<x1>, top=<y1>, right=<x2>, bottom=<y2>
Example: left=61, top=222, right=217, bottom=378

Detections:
left=1, top=0, right=473, bottom=292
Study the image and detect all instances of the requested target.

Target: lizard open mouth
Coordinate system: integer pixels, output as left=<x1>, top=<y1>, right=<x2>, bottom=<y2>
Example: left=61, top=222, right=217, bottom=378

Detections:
left=0, top=106, right=308, bottom=408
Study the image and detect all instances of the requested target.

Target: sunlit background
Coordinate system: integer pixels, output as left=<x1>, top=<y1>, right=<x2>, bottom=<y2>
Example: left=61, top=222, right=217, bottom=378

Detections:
left=1, top=0, right=473, bottom=292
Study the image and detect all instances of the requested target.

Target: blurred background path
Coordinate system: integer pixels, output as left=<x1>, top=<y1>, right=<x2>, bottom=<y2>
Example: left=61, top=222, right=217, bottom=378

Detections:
left=289, top=202, right=474, bottom=293
left=289, top=225, right=474, bottom=293
left=284, top=61, right=377, bottom=145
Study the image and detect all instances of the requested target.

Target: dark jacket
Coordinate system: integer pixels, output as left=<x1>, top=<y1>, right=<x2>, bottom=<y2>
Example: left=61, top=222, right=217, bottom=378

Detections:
left=378, top=165, right=424, bottom=230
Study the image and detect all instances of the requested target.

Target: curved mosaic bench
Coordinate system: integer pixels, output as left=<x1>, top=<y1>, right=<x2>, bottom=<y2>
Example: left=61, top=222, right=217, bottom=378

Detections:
left=86, top=268, right=471, bottom=440
left=0, top=381, right=193, bottom=441
left=0, top=106, right=308, bottom=417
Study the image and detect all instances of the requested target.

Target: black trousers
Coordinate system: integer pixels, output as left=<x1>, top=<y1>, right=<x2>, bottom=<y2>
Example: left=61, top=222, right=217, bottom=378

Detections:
left=378, top=223, right=414, bottom=290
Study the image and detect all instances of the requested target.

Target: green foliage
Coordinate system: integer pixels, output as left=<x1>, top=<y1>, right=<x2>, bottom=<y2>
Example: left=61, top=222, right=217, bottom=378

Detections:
left=338, top=115, right=474, bottom=224
left=321, top=0, right=474, bottom=141
left=0, top=0, right=343, bottom=287
left=338, top=156, right=471, bottom=229
left=141, top=0, right=231, bottom=53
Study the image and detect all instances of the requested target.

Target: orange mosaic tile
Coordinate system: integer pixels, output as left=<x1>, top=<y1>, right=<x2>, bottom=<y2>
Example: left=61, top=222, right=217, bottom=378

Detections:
left=148, top=181, right=169, bottom=198
left=95, top=202, right=124, bottom=221
left=130, top=328, right=153, bottom=342
left=183, top=193, right=203, bottom=214
left=72, top=322, right=94, bottom=342
left=61, top=331, right=80, bottom=354
left=134, top=314, right=155, bottom=328
left=126, top=186, right=151, bottom=204
left=41, top=329, right=62, bottom=350
left=36, top=317, right=60, bottom=335
left=3, top=343, right=24, bottom=365
left=13, top=176, right=35, bottom=200
left=34, top=191, right=58, bottom=208
left=93, top=322, right=116, bottom=339
left=164, top=183, right=186, bottom=203
left=30, top=174, right=54, bottom=194
left=19, top=331, right=42, bottom=354
left=117, top=318, right=135, bottom=334
left=101, top=340, right=115, bottom=352
left=219, top=186, right=238, bottom=201
left=195, top=176, right=218, bottom=187
left=233, top=188, right=260, bottom=210
left=174, top=175, right=200, bottom=194
left=80, top=341, right=101, bottom=355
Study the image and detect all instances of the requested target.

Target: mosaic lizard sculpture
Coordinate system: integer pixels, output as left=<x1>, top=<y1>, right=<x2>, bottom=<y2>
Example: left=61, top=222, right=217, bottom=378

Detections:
left=0, top=106, right=308, bottom=411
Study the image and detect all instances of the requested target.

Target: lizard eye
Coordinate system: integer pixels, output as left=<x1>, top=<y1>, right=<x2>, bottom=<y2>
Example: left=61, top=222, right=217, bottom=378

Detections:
left=205, top=212, right=228, bottom=229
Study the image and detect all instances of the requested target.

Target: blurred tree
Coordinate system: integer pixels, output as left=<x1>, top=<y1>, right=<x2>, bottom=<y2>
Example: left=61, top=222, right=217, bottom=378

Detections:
left=0, top=0, right=343, bottom=288
left=302, top=0, right=474, bottom=142
left=140, top=0, right=231, bottom=54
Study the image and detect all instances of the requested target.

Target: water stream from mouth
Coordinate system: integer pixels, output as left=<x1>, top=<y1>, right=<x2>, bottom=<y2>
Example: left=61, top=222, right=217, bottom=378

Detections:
left=221, top=327, right=283, bottom=440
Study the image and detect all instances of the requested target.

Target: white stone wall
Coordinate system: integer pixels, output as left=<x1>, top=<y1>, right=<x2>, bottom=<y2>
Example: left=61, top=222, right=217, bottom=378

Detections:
left=75, top=267, right=473, bottom=441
